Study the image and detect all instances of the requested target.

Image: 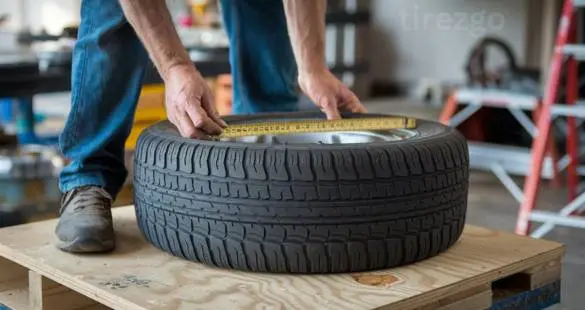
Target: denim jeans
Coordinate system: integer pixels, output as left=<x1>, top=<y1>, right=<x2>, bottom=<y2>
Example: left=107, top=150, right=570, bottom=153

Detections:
left=58, top=0, right=299, bottom=198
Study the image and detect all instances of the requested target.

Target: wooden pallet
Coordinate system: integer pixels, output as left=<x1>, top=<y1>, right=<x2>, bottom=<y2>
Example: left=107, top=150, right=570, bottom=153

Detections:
left=0, top=206, right=565, bottom=310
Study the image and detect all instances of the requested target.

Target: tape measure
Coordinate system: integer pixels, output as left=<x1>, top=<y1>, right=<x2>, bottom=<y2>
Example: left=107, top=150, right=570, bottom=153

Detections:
left=217, top=116, right=417, bottom=138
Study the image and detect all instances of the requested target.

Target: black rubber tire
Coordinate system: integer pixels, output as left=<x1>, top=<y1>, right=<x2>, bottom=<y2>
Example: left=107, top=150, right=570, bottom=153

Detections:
left=133, top=112, right=469, bottom=274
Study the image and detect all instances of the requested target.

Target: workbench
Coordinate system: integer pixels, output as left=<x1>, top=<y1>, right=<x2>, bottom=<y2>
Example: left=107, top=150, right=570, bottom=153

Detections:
left=0, top=206, right=565, bottom=310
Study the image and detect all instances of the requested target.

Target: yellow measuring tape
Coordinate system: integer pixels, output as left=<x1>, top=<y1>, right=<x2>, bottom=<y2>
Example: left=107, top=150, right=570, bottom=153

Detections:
left=218, top=116, right=417, bottom=138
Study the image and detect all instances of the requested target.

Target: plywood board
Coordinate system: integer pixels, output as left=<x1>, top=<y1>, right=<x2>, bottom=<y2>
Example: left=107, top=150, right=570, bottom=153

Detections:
left=0, top=206, right=564, bottom=310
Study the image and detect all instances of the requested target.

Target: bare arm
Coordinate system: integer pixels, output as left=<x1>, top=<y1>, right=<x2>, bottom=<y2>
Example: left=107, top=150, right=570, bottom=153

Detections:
left=282, top=0, right=366, bottom=119
left=117, top=0, right=191, bottom=80
left=282, top=0, right=328, bottom=75
left=117, top=0, right=226, bottom=136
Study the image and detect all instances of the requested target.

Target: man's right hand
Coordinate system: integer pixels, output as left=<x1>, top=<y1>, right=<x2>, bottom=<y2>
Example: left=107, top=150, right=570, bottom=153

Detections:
left=164, top=64, right=227, bottom=138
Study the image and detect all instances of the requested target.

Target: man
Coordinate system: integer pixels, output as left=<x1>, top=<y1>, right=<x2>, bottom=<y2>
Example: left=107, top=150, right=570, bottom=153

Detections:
left=55, top=0, right=366, bottom=253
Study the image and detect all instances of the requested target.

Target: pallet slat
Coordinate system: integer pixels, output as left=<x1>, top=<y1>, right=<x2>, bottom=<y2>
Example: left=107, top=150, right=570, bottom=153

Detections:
left=29, top=271, right=108, bottom=310
left=0, top=206, right=565, bottom=310
left=415, top=284, right=492, bottom=310
left=0, top=257, right=29, bottom=310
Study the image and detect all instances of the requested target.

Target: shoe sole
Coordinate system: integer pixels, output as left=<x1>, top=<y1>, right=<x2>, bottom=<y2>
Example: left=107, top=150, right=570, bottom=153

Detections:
left=56, top=237, right=115, bottom=253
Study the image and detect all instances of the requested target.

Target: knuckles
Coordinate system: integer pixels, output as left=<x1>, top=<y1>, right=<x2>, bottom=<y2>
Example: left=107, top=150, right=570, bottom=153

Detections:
left=192, top=117, right=205, bottom=128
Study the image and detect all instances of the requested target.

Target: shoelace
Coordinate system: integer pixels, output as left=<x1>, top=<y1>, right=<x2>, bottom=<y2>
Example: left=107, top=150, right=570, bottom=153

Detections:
left=60, top=186, right=112, bottom=214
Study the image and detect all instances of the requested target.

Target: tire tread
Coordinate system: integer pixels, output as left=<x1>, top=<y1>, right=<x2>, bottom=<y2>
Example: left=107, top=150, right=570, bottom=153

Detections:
left=133, top=118, right=469, bottom=273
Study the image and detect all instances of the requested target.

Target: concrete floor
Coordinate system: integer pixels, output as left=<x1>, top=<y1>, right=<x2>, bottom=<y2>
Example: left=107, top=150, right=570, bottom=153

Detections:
left=365, top=98, right=583, bottom=310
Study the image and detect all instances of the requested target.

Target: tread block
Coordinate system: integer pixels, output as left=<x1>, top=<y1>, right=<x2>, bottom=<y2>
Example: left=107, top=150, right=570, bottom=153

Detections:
left=388, top=149, right=409, bottom=177
left=226, top=147, right=246, bottom=179
left=266, top=149, right=289, bottom=181
left=283, top=244, right=308, bottom=273
left=348, top=241, right=368, bottom=271
left=194, top=146, right=211, bottom=176
left=248, top=184, right=269, bottom=199
left=287, top=150, right=314, bottom=181
left=209, top=147, right=228, bottom=177
left=210, top=236, right=230, bottom=268
left=166, top=140, right=181, bottom=171
left=401, top=145, right=424, bottom=175
left=178, top=144, right=196, bottom=173
left=263, top=244, right=288, bottom=271
left=311, top=151, right=337, bottom=181
left=333, top=151, right=357, bottom=180
left=368, top=148, right=393, bottom=178
left=229, top=183, right=248, bottom=198
left=146, top=137, right=162, bottom=166
left=244, top=242, right=268, bottom=272
left=155, top=140, right=171, bottom=169
left=418, top=144, right=436, bottom=173
left=225, top=239, right=249, bottom=269
left=328, top=243, right=349, bottom=273
left=137, top=135, right=153, bottom=164
left=211, top=182, right=229, bottom=197
left=245, top=149, right=267, bottom=180
left=193, top=180, right=211, bottom=195
left=270, top=185, right=294, bottom=201
left=351, top=150, right=374, bottom=179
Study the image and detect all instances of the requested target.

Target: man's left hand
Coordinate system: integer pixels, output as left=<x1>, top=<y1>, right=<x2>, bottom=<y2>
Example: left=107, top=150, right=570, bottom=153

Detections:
left=298, top=69, right=367, bottom=120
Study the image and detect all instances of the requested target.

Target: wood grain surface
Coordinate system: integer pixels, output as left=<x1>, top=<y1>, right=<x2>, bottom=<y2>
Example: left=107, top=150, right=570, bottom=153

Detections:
left=0, top=206, right=564, bottom=310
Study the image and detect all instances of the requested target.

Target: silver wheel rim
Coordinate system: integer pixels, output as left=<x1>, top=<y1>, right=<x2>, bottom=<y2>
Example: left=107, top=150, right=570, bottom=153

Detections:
left=219, top=129, right=418, bottom=145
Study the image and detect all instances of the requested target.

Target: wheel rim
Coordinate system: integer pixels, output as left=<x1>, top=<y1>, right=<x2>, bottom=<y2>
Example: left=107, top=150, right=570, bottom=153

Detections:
left=219, top=129, right=418, bottom=145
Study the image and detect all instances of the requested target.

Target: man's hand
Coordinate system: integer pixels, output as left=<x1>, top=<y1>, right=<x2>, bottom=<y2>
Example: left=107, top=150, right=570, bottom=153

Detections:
left=299, top=69, right=366, bottom=120
left=283, top=0, right=367, bottom=120
left=164, top=65, right=227, bottom=137
left=117, top=0, right=225, bottom=138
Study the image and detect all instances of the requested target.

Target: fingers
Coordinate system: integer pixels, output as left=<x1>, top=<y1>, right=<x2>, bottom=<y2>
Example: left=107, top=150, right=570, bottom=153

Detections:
left=341, top=89, right=367, bottom=113
left=186, top=104, right=224, bottom=135
left=172, top=112, right=214, bottom=140
left=175, top=111, right=198, bottom=138
left=319, top=97, right=342, bottom=120
left=202, top=88, right=228, bottom=128
left=350, top=102, right=367, bottom=113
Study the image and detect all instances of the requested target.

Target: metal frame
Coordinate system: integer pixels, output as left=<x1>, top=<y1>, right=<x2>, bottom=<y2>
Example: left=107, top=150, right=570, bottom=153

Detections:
left=439, top=86, right=585, bottom=238
left=440, top=88, right=566, bottom=200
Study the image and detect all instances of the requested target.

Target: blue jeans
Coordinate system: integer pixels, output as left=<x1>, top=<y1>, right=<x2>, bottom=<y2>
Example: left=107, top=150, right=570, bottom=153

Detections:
left=59, top=0, right=299, bottom=198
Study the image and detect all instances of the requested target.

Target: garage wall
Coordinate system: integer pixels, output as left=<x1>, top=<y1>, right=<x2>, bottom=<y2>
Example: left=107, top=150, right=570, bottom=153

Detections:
left=369, top=0, right=530, bottom=85
left=0, top=0, right=190, bottom=50
left=0, top=0, right=80, bottom=34
left=1, top=0, right=538, bottom=88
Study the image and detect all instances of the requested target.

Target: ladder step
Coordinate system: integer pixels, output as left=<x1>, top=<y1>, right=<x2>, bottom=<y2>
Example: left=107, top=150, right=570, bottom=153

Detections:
left=563, top=45, right=585, bottom=59
left=551, top=103, right=585, bottom=118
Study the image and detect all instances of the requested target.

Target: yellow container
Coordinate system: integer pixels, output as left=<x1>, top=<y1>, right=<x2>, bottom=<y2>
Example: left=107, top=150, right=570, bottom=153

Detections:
left=125, top=76, right=232, bottom=149
left=125, top=85, right=167, bottom=150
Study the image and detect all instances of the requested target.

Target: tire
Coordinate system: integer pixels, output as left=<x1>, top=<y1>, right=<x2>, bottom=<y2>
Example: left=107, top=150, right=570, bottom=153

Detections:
left=133, top=112, right=469, bottom=274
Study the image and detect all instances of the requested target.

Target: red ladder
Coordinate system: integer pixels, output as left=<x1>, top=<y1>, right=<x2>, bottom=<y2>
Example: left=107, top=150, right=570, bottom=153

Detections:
left=516, top=0, right=585, bottom=237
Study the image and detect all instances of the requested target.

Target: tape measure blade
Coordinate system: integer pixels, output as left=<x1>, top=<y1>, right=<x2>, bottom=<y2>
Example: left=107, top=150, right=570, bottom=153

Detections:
left=218, top=117, right=416, bottom=138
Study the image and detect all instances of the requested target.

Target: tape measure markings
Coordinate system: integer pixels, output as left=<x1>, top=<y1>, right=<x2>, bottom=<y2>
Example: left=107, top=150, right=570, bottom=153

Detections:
left=218, top=117, right=417, bottom=138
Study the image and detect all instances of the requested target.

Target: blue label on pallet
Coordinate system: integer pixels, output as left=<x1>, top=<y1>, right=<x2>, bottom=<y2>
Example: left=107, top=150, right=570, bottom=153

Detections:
left=491, top=280, right=561, bottom=310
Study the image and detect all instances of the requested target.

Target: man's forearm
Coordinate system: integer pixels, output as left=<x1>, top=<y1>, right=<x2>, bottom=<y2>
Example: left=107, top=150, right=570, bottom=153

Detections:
left=282, top=0, right=328, bottom=75
left=118, top=0, right=192, bottom=80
